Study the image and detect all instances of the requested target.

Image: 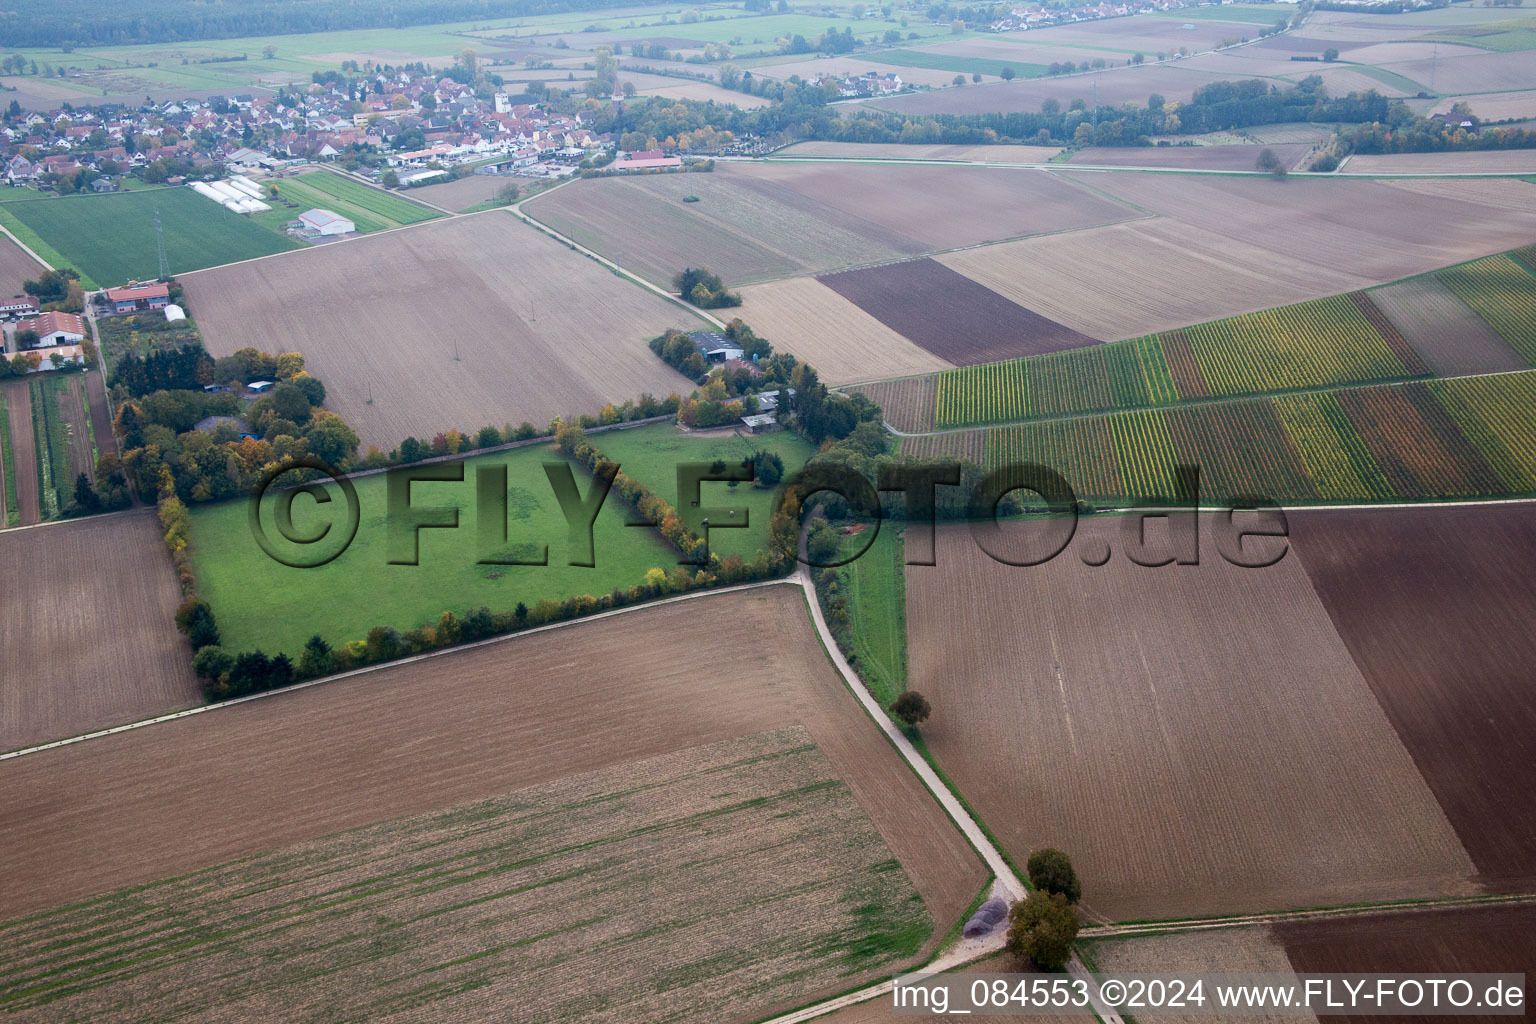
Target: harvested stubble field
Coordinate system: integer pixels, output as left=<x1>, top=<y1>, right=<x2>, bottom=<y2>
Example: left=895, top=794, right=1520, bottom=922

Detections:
left=778, top=141, right=1063, bottom=162
left=736, top=277, right=952, bottom=385
left=819, top=258, right=1099, bottom=365
left=1070, top=143, right=1312, bottom=171
left=0, top=587, right=984, bottom=1017
left=1383, top=49, right=1536, bottom=95
left=0, top=728, right=935, bottom=1024
left=637, top=80, right=775, bottom=107
left=1347, top=149, right=1536, bottom=174
left=1292, top=505, right=1536, bottom=891
left=937, top=220, right=1341, bottom=343
left=523, top=162, right=1133, bottom=287
left=1, top=379, right=39, bottom=526
left=0, top=511, right=199, bottom=752
left=403, top=172, right=511, bottom=211
left=1368, top=275, right=1528, bottom=376
left=1431, top=89, right=1536, bottom=122
left=905, top=518, right=1479, bottom=922
left=180, top=213, right=699, bottom=451
left=754, top=57, right=966, bottom=89
left=1054, top=172, right=1536, bottom=302
left=867, top=66, right=1262, bottom=115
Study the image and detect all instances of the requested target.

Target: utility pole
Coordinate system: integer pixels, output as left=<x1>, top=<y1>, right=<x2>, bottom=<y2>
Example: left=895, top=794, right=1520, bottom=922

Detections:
left=1430, top=45, right=1438, bottom=94
left=154, top=208, right=169, bottom=282
left=1092, top=78, right=1098, bottom=129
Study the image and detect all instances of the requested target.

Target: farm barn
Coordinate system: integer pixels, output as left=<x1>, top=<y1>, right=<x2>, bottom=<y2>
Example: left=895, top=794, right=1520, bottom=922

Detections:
left=296, top=208, right=355, bottom=237
left=25, top=311, right=85, bottom=346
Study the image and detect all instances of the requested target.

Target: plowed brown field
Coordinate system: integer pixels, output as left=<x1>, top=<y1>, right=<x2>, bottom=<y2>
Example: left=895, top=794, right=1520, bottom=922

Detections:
left=1293, top=505, right=1536, bottom=891
left=905, top=517, right=1477, bottom=922
left=1277, top=903, right=1536, bottom=1023
left=820, top=258, right=1098, bottom=364
left=180, top=213, right=699, bottom=451
left=0, top=233, right=44, bottom=297
left=0, top=728, right=939, bottom=1024
left=0, top=586, right=983, bottom=930
left=1369, top=276, right=1527, bottom=376
left=0, top=511, right=198, bottom=752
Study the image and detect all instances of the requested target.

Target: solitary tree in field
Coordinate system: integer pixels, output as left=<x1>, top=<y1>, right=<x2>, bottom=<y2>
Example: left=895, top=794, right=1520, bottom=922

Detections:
left=1027, top=848, right=1083, bottom=903
left=1323, top=47, right=1339, bottom=61
left=1255, top=147, right=1288, bottom=179
left=262, top=45, right=276, bottom=59
left=1000, top=65, right=1015, bottom=80
left=891, top=690, right=932, bottom=728
left=952, top=74, right=966, bottom=86
left=1007, top=891, right=1078, bottom=971
left=972, top=71, right=982, bottom=83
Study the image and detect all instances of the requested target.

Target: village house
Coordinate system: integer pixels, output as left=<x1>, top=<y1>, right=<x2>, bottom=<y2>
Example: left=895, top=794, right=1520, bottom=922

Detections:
left=105, top=281, right=171, bottom=314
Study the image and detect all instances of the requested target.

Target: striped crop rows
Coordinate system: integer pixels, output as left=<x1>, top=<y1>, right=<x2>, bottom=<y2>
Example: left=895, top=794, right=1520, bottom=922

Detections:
left=981, top=370, right=1536, bottom=507
left=933, top=292, right=1429, bottom=429
left=1437, top=254, right=1536, bottom=366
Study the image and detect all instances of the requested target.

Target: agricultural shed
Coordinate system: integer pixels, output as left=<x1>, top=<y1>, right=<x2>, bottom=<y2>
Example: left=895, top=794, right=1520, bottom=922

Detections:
left=297, top=209, right=356, bottom=237
left=163, top=304, right=186, bottom=322
left=29, top=311, right=86, bottom=345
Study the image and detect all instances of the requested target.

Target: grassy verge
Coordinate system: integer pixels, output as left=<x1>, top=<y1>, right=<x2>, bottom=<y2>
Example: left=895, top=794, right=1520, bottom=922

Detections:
left=840, top=525, right=908, bottom=708
left=0, top=394, right=15, bottom=526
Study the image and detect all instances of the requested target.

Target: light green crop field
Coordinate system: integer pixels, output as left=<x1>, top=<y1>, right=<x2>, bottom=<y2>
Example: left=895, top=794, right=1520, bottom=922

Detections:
left=254, top=171, right=441, bottom=236
left=0, top=186, right=298, bottom=289
left=189, top=441, right=679, bottom=655
left=583, top=422, right=817, bottom=562
left=1150, top=4, right=1289, bottom=24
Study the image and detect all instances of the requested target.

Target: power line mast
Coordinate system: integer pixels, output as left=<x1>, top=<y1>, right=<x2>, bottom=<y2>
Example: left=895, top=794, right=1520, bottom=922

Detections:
left=154, top=208, right=169, bottom=282
left=1092, top=78, right=1098, bottom=129
left=1430, top=45, right=1438, bottom=94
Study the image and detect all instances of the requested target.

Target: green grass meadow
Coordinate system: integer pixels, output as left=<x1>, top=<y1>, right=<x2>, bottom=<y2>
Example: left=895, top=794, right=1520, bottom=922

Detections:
left=0, top=186, right=298, bottom=288
left=839, top=525, right=908, bottom=708
left=583, top=423, right=817, bottom=562
left=189, top=442, right=679, bottom=655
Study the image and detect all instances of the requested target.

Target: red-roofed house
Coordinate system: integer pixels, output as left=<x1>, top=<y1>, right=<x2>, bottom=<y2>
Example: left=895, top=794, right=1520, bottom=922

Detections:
left=28, top=311, right=86, bottom=346
left=106, top=281, right=171, bottom=314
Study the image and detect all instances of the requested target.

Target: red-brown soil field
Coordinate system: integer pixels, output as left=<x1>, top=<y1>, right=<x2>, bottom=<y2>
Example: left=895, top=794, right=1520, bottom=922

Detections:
left=819, top=258, right=1099, bottom=365
left=0, top=511, right=199, bottom=752
left=1277, top=903, right=1536, bottom=1024
left=0, top=585, right=983, bottom=930
left=905, top=517, right=1478, bottom=922
left=180, top=213, right=699, bottom=451
left=1292, top=504, right=1536, bottom=891
left=2, top=379, right=39, bottom=526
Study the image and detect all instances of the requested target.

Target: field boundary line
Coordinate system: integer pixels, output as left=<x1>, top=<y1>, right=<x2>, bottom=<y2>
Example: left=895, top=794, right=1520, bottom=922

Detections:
left=509, top=189, right=728, bottom=329
left=0, top=576, right=797, bottom=761
left=1083, top=891, right=1536, bottom=938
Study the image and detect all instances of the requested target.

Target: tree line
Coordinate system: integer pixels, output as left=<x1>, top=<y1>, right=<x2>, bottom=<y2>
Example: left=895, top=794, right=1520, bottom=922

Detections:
left=2, top=0, right=679, bottom=48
